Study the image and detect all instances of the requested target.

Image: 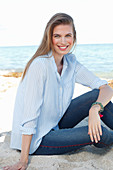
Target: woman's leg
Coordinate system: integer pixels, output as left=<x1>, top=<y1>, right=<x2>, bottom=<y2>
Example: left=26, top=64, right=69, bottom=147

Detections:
left=33, top=89, right=113, bottom=155
left=59, top=89, right=99, bottom=129
left=33, top=126, right=92, bottom=155
left=33, top=125, right=113, bottom=155
left=101, top=101, right=113, bottom=130
left=59, top=89, right=113, bottom=130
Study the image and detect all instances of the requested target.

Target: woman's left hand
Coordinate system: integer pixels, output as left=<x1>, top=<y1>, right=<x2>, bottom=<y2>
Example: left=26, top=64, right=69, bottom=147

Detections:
left=88, top=105, right=102, bottom=143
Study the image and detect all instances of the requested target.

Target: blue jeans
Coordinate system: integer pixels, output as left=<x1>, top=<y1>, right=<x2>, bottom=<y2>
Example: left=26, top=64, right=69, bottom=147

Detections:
left=33, top=89, right=113, bottom=155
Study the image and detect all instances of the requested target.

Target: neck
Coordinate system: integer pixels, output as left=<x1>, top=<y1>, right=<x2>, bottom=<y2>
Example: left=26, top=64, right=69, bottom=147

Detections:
left=52, top=53, right=63, bottom=67
left=54, top=57, right=63, bottom=68
left=52, top=52, right=64, bottom=75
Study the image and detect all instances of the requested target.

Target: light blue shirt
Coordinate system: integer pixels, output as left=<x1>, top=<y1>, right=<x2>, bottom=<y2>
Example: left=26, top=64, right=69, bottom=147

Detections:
left=10, top=51, right=107, bottom=154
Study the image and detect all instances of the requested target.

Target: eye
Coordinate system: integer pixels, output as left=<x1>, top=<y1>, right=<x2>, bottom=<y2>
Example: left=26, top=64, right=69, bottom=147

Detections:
left=53, top=34, right=60, bottom=38
left=66, top=34, right=72, bottom=37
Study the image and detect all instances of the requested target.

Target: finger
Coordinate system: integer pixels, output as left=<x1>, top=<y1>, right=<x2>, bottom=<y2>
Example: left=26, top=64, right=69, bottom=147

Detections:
left=21, top=166, right=27, bottom=170
left=14, top=164, right=22, bottom=170
left=3, top=166, right=11, bottom=170
left=95, top=125, right=100, bottom=142
left=88, top=127, right=94, bottom=142
left=3, top=167, right=9, bottom=170
left=8, top=167, right=14, bottom=170
left=8, top=164, right=20, bottom=170
left=92, top=128, right=98, bottom=143
left=98, top=124, right=102, bottom=136
left=21, top=164, right=28, bottom=170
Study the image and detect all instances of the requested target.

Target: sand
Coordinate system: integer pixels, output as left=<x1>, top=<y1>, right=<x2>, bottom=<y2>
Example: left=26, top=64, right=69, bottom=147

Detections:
left=0, top=75, right=113, bottom=170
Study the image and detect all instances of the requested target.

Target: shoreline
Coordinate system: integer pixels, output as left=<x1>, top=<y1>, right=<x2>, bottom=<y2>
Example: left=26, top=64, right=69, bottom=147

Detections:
left=1, top=71, right=113, bottom=88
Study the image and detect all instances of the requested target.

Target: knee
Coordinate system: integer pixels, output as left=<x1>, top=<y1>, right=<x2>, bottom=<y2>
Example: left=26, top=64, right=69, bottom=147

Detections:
left=88, top=89, right=99, bottom=102
left=91, top=89, right=99, bottom=96
left=94, top=126, right=111, bottom=148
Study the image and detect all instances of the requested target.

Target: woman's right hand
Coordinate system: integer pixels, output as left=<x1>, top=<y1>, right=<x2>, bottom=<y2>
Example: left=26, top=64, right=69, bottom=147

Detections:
left=3, top=160, right=28, bottom=170
left=3, top=134, right=33, bottom=170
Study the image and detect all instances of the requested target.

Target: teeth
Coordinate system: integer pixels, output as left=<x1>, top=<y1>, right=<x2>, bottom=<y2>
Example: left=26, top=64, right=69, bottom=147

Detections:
left=59, top=46, right=67, bottom=49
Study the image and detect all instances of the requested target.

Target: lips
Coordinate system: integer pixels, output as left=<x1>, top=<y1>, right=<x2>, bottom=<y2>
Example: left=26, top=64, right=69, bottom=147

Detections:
left=57, top=45, right=69, bottom=51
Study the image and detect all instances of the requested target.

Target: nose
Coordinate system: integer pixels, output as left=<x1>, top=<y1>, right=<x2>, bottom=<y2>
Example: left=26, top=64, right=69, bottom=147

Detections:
left=61, top=37, right=66, bottom=44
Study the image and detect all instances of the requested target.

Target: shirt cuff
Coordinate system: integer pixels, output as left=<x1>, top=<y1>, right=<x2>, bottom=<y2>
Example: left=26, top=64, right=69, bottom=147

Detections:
left=91, top=79, right=108, bottom=89
left=20, top=125, right=36, bottom=135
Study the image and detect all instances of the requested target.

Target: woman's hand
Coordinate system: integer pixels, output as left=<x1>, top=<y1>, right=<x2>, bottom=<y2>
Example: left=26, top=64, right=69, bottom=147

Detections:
left=3, top=134, right=32, bottom=170
left=88, top=105, right=102, bottom=143
left=3, top=160, right=28, bottom=170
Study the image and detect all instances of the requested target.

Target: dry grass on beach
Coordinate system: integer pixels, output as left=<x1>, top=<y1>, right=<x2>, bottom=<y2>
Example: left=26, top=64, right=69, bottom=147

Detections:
left=108, top=79, right=113, bottom=89
left=2, top=72, right=23, bottom=78
left=2, top=72, right=113, bottom=89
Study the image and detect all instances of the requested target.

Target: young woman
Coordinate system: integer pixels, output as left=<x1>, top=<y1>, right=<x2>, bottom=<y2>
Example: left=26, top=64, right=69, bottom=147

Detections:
left=4, top=13, right=113, bottom=170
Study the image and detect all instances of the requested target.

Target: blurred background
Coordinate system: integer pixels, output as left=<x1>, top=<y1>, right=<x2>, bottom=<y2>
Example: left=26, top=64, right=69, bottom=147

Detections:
left=0, top=0, right=113, bottom=78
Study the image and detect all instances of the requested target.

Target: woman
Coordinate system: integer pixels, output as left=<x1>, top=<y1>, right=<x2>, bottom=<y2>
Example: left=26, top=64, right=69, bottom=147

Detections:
left=4, top=13, right=113, bottom=170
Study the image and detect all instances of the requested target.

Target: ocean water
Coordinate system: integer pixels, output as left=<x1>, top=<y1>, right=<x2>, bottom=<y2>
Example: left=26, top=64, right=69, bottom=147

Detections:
left=0, top=44, right=113, bottom=79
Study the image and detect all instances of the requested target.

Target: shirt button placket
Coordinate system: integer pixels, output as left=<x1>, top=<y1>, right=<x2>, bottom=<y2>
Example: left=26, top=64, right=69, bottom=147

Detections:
left=59, top=86, right=62, bottom=117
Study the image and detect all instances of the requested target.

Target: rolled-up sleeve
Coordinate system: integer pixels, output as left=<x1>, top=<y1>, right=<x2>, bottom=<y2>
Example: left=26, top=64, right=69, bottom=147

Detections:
left=20, top=60, right=46, bottom=135
left=75, top=60, right=108, bottom=89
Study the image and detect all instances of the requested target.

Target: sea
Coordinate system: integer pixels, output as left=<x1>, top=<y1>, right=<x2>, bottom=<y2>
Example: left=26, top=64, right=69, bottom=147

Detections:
left=0, top=44, right=113, bottom=79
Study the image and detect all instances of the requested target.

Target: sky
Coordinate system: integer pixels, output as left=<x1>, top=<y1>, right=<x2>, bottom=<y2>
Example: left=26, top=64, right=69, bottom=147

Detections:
left=0, top=0, right=113, bottom=46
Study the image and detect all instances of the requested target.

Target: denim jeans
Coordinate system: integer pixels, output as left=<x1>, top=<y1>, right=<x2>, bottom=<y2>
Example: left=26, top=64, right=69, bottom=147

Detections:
left=33, top=89, right=113, bottom=155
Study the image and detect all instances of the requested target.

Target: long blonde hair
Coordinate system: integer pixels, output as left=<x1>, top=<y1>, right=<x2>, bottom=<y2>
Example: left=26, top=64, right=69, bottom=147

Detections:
left=22, top=13, right=76, bottom=80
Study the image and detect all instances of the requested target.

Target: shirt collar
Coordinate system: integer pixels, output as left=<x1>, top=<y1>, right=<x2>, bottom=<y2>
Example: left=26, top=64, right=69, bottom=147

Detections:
left=48, top=50, right=69, bottom=66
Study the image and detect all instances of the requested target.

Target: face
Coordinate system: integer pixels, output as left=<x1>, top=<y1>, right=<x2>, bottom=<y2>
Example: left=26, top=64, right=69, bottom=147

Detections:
left=52, top=24, right=74, bottom=58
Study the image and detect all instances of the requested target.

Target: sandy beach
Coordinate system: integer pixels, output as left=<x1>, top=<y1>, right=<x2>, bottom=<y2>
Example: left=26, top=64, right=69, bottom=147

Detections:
left=0, top=73, right=113, bottom=170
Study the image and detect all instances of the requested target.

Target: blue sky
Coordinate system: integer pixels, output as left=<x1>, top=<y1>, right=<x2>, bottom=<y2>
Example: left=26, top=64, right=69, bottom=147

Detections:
left=0, top=0, right=113, bottom=46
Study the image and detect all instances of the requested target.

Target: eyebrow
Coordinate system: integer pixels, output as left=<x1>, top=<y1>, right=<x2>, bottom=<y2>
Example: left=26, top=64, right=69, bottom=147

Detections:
left=53, top=33, right=73, bottom=36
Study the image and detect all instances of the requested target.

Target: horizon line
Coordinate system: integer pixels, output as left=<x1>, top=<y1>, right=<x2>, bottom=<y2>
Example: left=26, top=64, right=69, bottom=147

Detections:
left=0, top=42, right=113, bottom=48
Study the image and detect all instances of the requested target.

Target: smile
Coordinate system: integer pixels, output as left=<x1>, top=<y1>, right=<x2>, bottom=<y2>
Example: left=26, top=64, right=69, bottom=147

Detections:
left=57, top=45, right=69, bottom=51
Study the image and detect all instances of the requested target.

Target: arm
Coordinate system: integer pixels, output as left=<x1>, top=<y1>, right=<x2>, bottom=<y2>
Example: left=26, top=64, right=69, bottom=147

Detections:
left=96, top=84, right=113, bottom=106
left=20, top=134, right=33, bottom=164
left=3, top=60, right=46, bottom=170
left=75, top=60, right=113, bottom=143
left=3, top=135, right=33, bottom=170
left=88, top=84, right=113, bottom=143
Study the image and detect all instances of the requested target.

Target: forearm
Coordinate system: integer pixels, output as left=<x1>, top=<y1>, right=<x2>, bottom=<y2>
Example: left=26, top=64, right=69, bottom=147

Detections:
left=90, top=84, right=113, bottom=113
left=88, top=84, right=113, bottom=142
left=20, top=134, right=33, bottom=164
left=96, top=84, right=113, bottom=107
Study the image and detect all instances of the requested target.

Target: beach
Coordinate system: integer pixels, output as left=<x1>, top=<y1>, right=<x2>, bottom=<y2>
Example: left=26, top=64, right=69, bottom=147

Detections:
left=0, top=73, right=113, bottom=170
